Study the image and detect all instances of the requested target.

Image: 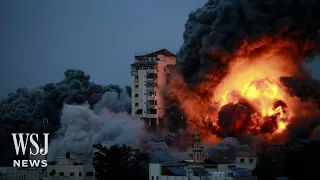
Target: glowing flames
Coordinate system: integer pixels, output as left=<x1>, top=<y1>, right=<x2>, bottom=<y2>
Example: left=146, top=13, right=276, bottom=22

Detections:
left=167, top=36, right=320, bottom=144
left=217, top=78, right=289, bottom=134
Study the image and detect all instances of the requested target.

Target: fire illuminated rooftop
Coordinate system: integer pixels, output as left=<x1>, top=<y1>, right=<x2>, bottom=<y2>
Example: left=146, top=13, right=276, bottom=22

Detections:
left=135, top=49, right=176, bottom=58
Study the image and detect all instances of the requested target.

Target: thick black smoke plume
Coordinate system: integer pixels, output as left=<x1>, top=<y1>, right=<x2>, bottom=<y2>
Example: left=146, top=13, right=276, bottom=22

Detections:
left=175, top=0, right=320, bottom=157
left=178, top=0, right=320, bottom=82
left=0, top=69, right=136, bottom=165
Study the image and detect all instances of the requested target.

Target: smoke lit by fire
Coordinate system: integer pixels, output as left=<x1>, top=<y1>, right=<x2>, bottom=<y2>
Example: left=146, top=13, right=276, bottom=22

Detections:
left=168, top=36, right=320, bottom=144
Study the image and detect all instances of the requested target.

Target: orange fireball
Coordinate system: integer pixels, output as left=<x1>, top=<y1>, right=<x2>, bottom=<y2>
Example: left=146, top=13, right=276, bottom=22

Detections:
left=167, top=35, right=319, bottom=145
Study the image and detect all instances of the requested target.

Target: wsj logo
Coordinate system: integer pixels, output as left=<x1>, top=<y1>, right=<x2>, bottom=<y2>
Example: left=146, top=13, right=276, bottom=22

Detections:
left=12, top=133, right=49, bottom=168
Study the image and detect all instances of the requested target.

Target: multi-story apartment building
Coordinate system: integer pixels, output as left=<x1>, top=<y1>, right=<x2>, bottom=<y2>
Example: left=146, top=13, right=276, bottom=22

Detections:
left=131, top=49, right=176, bottom=127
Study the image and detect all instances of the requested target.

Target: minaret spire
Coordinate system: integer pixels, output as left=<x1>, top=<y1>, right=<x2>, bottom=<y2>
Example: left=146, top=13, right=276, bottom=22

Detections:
left=192, top=127, right=204, bottom=163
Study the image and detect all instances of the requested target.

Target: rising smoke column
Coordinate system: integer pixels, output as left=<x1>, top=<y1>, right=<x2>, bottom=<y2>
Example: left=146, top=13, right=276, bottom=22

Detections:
left=0, top=69, right=173, bottom=164
left=0, top=69, right=133, bottom=165
left=48, top=91, right=171, bottom=160
left=168, top=0, right=320, bottom=154
left=178, top=0, right=320, bottom=82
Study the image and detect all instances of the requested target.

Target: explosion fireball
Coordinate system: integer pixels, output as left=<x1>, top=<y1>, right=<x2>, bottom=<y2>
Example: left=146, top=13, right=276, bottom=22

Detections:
left=168, top=36, right=320, bottom=145
left=167, top=0, right=320, bottom=148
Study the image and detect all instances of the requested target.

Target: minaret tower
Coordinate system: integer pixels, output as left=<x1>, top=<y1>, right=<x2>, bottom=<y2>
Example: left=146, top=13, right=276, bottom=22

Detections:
left=192, top=128, right=204, bottom=163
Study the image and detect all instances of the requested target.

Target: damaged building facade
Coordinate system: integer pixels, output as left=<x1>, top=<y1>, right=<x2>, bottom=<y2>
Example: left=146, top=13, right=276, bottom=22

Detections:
left=130, top=49, right=176, bottom=127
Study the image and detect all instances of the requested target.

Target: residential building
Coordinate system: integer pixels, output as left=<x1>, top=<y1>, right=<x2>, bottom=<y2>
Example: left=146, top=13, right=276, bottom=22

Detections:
left=43, top=154, right=95, bottom=180
left=0, top=166, right=44, bottom=180
left=131, top=49, right=176, bottom=127
left=0, top=154, right=96, bottom=180
left=0, top=167, right=18, bottom=180
left=235, top=157, right=257, bottom=171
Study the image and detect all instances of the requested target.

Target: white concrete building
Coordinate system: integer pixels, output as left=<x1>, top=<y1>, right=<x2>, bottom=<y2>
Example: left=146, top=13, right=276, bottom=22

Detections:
left=0, top=155, right=96, bottom=180
left=0, top=167, right=18, bottom=180
left=43, top=156, right=95, bottom=180
left=0, top=166, right=44, bottom=180
left=235, top=157, right=257, bottom=171
left=131, top=49, right=176, bottom=127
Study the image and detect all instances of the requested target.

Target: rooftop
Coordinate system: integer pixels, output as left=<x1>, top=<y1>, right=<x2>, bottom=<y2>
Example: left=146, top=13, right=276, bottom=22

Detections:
left=229, top=167, right=250, bottom=176
left=131, top=61, right=157, bottom=65
left=166, top=167, right=186, bottom=176
left=206, top=157, right=234, bottom=164
left=135, top=49, right=176, bottom=58
left=190, top=167, right=210, bottom=176
left=150, top=154, right=178, bottom=163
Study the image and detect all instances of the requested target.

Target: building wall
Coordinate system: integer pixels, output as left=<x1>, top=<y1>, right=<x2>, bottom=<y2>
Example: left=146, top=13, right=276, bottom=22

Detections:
left=210, top=172, right=233, bottom=180
left=149, top=163, right=161, bottom=180
left=235, top=157, right=257, bottom=170
left=16, top=168, right=43, bottom=180
left=154, top=55, right=176, bottom=118
left=131, top=51, right=176, bottom=126
left=160, top=176, right=188, bottom=180
left=234, top=177, right=257, bottom=180
left=0, top=167, right=44, bottom=180
left=0, top=167, right=16, bottom=180
left=45, top=164, right=95, bottom=180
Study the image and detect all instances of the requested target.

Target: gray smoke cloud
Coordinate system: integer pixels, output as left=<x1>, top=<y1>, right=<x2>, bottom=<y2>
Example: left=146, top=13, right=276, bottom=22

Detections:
left=0, top=69, right=134, bottom=165
left=204, top=137, right=256, bottom=159
left=48, top=91, right=171, bottom=160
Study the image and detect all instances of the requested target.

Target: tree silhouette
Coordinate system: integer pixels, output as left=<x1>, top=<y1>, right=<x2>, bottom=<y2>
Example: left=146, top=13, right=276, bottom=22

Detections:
left=92, top=144, right=149, bottom=180
left=253, top=141, right=320, bottom=180
left=284, top=141, right=320, bottom=180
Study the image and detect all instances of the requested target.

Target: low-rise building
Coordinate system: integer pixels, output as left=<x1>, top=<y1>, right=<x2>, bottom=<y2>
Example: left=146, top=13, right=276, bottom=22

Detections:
left=149, top=130, right=257, bottom=180
left=0, top=167, right=17, bottom=180
left=235, top=157, right=257, bottom=170
left=43, top=154, right=95, bottom=180
left=0, top=154, right=96, bottom=180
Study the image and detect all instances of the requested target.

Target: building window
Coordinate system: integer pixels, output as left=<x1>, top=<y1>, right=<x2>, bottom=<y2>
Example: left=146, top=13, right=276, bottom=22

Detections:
left=70, top=173, right=74, bottom=176
left=249, top=158, right=254, bottom=163
left=135, top=76, right=139, bottom=79
left=152, top=176, right=154, bottom=180
left=135, top=94, right=138, bottom=97
left=146, top=82, right=156, bottom=87
left=136, top=109, right=142, bottom=114
left=147, top=73, right=157, bottom=79
left=131, top=71, right=138, bottom=76
left=135, top=84, right=139, bottom=88
left=147, top=100, right=157, bottom=105
left=79, top=172, right=82, bottom=176
left=147, top=108, right=157, bottom=114
left=59, top=172, right=64, bottom=176
left=86, top=172, right=94, bottom=176
left=50, top=169, right=56, bottom=176
left=240, top=158, right=245, bottom=163
left=135, top=103, right=139, bottom=106
left=146, top=65, right=155, bottom=69
left=156, top=177, right=159, bottom=180
left=147, top=91, right=156, bottom=96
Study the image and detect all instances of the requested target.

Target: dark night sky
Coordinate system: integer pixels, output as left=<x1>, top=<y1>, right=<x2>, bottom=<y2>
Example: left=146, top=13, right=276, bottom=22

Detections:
left=0, top=0, right=319, bottom=96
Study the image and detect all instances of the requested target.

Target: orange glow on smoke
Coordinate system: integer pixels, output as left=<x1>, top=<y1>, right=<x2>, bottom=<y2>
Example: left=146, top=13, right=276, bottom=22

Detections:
left=167, top=36, right=320, bottom=144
